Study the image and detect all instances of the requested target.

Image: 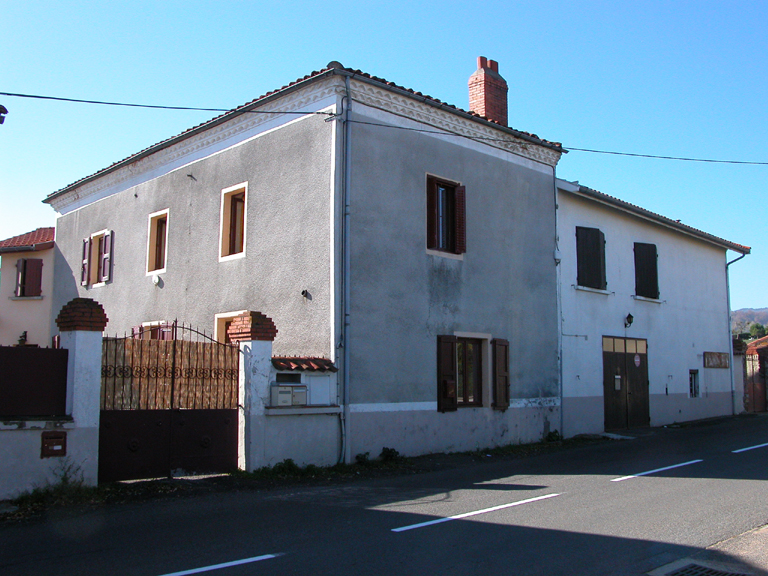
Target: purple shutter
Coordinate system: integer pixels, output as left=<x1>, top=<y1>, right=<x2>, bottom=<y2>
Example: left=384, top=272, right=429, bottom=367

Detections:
left=100, top=230, right=113, bottom=283
left=81, top=238, right=91, bottom=286
left=131, top=326, right=143, bottom=340
left=426, top=177, right=438, bottom=249
left=24, top=259, right=43, bottom=297
left=160, top=322, right=175, bottom=341
left=492, top=338, right=510, bottom=411
left=454, top=186, right=466, bottom=254
left=437, top=335, right=458, bottom=412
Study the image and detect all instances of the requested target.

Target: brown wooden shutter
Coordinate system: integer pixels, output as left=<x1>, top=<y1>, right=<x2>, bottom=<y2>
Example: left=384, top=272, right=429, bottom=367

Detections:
left=100, top=230, right=113, bottom=283
left=426, top=177, right=438, bottom=249
left=160, top=322, right=176, bottom=340
left=437, top=335, right=458, bottom=412
left=492, top=338, right=510, bottom=410
left=454, top=185, right=466, bottom=254
left=24, top=259, right=43, bottom=297
left=81, top=238, right=91, bottom=286
left=634, top=243, right=658, bottom=299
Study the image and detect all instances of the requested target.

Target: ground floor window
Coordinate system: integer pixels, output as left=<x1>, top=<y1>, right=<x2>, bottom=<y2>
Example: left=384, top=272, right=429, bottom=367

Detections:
left=689, top=370, right=700, bottom=398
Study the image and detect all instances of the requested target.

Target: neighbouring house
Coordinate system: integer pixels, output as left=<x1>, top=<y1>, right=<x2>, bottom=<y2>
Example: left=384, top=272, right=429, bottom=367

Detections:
left=556, top=180, right=750, bottom=436
left=745, top=335, right=768, bottom=412
left=45, top=58, right=564, bottom=467
left=0, top=227, right=56, bottom=347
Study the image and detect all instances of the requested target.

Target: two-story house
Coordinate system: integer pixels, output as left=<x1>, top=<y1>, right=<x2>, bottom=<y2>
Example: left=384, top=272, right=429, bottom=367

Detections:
left=45, top=59, right=564, bottom=465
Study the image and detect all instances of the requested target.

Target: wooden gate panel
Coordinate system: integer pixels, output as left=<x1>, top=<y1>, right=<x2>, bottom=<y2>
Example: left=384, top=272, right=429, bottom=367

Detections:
left=99, top=410, right=171, bottom=483
left=170, top=409, right=239, bottom=474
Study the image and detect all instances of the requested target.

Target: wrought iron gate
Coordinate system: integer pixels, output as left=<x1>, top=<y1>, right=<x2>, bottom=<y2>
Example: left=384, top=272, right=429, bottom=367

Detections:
left=99, top=323, right=240, bottom=482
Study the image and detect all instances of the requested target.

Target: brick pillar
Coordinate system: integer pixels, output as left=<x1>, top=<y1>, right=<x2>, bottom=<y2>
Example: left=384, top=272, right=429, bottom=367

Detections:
left=227, top=311, right=277, bottom=471
left=468, top=56, right=508, bottom=127
left=54, top=298, right=109, bottom=487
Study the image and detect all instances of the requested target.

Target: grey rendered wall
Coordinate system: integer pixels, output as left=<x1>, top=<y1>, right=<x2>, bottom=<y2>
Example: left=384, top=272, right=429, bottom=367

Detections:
left=345, top=111, right=560, bottom=456
left=52, top=115, right=334, bottom=357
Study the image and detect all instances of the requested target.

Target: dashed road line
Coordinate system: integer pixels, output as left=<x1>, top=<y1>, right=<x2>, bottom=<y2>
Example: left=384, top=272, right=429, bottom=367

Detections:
left=732, top=442, right=768, bottom=454
left=157, top=553, right=282, bottom=576
left=611, top=459, right=704, bottom=482
left=391, top=493, right=560, bottom=533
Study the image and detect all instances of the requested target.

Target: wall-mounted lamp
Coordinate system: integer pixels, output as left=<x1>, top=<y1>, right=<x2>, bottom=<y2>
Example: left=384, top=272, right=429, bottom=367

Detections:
left=0, top=105, right=8, bottom=125
left=624, top=313, right=634, bottom=328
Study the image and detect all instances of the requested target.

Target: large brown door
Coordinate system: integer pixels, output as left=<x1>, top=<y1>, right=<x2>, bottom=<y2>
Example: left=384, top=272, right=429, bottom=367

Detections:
left=603, top=337, right=649, bottom=431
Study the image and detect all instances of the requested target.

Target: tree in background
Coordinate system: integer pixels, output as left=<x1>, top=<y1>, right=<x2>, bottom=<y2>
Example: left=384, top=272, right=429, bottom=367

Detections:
left=749, top=323, right=766, bottom=339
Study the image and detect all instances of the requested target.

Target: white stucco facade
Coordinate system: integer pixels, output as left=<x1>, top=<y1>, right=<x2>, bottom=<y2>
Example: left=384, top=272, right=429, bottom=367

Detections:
left=557, top=180, right=747, bottom=436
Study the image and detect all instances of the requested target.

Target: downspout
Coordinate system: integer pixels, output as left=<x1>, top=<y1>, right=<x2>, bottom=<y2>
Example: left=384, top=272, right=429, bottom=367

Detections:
left=554, top=174, right=564, bottom=438
left=338, top=75, right=353, bottom=464
left=726, top=251, right=747, bottom=415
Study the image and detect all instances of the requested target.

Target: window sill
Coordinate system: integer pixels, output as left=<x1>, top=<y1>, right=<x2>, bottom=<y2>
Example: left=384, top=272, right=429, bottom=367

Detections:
left=1, top=416, right=73, bottom=430
left=9, top=296, right=43, bottom=301
left=146, top=269, right=166, bottom=276
left=219, top=252, right=246, bottom=263
left=573, top=285, right=612, bottom=296
left=265, top=405, right=341, bottom=416
left=632, top=295, right=663, bottom=304
left=426, top=248, right=463, bottom=261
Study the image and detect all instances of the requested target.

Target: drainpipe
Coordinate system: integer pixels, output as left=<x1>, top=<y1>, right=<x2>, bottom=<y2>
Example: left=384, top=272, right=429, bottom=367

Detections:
left=726, top=252, right=747, bottom=415
left=554, top=174, right=564, bottom=438
left=338, top=75, right=353, bottom=464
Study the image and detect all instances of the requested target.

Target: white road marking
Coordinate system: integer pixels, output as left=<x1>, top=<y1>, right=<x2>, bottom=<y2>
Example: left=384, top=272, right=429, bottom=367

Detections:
left=391, top=493, right=560, bottom=533
left=732, top=442, right=768, bottom=454
left=611, top=459, right=704, bottom=482
left=157, top=554, right=282, bottom=576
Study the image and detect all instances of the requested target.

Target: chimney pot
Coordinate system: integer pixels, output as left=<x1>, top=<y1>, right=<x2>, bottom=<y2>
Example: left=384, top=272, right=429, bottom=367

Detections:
left=468, top=56, right=508, bottom=127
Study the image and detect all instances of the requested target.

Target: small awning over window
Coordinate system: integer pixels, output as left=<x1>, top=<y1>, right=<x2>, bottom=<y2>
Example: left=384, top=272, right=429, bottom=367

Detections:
left=271, top=357, right=338, bottom=372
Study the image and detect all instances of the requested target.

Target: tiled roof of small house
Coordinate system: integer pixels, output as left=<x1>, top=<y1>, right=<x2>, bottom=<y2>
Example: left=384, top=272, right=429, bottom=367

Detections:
left=570, top=184, right=751, bottom=255
left=746, top=335, right=768, bottom=353
left=272, top=357, right=338, bottom=372
left=0, top=227, right=55, bottom=253
left=45, top=61, right=563, bottom=201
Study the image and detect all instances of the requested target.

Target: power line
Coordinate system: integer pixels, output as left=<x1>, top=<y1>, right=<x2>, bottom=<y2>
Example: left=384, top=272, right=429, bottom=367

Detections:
left=0, top=91, right=334, bottom=116
left=2, top=90, right=765, bottom=165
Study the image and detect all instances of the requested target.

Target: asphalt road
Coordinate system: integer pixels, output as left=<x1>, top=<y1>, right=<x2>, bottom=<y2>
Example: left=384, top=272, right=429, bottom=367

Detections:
left=2, top=415, right=768, bottom=576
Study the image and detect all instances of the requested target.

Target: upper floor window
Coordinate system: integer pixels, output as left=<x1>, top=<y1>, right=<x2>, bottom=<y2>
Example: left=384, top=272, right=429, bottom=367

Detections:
left=634, top=242, right=659, bottom=299
left=219, top=183, right=247, bottom=260
left=15, top=258, right=43, bottom=297
left=81, top=229, right=113, bottom=286
left=576, top=226, right=606, bottom=290
left=427, top=176, right=466, bottom=255
left=147, top=210, right=169, bottom=274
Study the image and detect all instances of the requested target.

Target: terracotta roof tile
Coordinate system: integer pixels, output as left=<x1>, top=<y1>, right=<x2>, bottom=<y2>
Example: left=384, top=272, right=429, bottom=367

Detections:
left=46, top=61, right=562, bottom=201
left=271, top=357, right=338, bottom=372
left=746, top=335, right=768, bottom=353
left=0, top=227, right=55, bottom=253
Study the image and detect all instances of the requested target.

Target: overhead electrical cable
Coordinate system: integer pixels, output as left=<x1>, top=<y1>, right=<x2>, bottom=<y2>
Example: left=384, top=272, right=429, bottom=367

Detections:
left=2, top=90, right=766, bottom=165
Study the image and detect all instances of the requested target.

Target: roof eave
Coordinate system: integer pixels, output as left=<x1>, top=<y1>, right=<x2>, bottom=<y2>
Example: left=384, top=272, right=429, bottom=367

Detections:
left=560, top=182, right=750, bottom=255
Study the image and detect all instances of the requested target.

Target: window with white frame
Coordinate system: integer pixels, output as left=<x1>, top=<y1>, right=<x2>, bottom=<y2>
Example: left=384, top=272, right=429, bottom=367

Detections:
left=147, top=209, right=168, bottom=274
left=219, top=183, right=247, bottom=260
left=81, top=229, right=113, bottom=286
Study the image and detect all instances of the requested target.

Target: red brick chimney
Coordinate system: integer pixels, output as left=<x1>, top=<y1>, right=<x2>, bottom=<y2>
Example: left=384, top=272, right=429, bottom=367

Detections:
left=468, top=56, right=508, bottom=127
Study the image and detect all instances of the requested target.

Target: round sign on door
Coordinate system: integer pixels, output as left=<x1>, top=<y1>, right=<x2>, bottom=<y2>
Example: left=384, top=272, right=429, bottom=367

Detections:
left=634, top=354, right=641, bottom=367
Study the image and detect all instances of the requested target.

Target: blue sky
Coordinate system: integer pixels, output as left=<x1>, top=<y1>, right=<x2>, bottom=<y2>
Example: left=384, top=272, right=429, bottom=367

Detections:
left=1, top=0, right=765, bottom=309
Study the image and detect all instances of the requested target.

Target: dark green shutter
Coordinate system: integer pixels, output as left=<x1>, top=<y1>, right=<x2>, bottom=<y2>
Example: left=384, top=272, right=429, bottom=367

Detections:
left=576, top=227, right=606, bottom=290
left=492, top=338, right=510, bottom=410
left=634, top=243, right=658, bottom=299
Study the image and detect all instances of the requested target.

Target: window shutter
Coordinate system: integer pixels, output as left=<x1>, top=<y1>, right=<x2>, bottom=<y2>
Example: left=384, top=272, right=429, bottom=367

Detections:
left=81, top=238, right=91, bottom=286
left=160, top=322, right=175, bottom=341
left=100, top=230, right=113, bottom=283
left=492, top=338, right=510, bottom=410
left=454, top=186, right=466, bottom=254
left=437, top=335, right=458, bottom=412
left=24, top=259, right=43, bottom=297
left=131, top=326, right=143, bottom=340
left=634, top=243, right=658, bottom=299
left=426, top=177, right=438, bottom=249
left=576, top=227, right=606, bottom=290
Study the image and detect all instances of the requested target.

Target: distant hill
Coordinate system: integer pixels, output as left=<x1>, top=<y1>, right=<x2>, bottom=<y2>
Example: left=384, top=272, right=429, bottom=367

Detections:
left=732, top=308, right=768, bottom=332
